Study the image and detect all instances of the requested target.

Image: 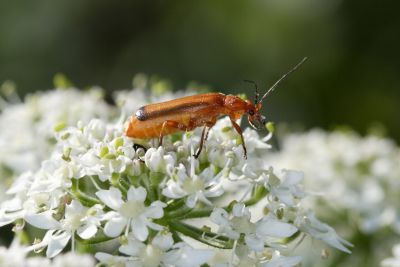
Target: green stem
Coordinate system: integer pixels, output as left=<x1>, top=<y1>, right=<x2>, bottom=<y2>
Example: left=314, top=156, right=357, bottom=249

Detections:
left=169, top=220, right=232, bottom=249
left=75, top=232, right=114, bottom=245
left=173, top=187, right=268, bottom=220
left=71, top=179, right=101, bottom=206
left=165, top=206, right=193, bottom=219
left=165, top=198, right=186, bottom=211
left=175, top=207, right=213, bottom=219
left=243, top=186, right=268, bottom=207
left=120, top=177, right=130, bottom=190
left=171, top=230, right=184, bottom=243
left=282, top=230, right=301, bottom=244
left=141, top=173, right=157, bottom=202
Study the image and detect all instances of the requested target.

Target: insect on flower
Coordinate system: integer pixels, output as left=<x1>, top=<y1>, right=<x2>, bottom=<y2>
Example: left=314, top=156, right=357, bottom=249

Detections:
left=125, top=57, right=307, bottom=159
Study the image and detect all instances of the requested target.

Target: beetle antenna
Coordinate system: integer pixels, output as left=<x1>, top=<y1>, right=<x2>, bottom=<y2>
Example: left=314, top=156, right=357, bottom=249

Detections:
left=259, top=57, right=308, bottom=104
left=244, top=80, right=259, bottom=104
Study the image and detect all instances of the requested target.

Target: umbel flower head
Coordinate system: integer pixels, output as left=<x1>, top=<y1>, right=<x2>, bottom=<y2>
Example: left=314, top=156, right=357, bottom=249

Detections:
left=0, top=117, right=352, bottom=266
left=0, top=82, right=352, bottom=266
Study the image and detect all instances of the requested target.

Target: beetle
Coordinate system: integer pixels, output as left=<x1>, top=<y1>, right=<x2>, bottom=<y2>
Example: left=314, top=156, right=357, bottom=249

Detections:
left=124, top=57, right=307, bottom=159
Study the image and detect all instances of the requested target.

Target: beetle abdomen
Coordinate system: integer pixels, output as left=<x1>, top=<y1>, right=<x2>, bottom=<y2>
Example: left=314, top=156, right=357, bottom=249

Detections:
left=136, top=93, right=224, bottom=121
left=125, top=93, right=226, bottom=139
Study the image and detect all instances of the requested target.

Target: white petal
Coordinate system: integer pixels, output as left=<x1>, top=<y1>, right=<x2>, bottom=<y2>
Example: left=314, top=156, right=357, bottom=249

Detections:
left=127, top=186, right=147, bottom=202
left=263, top=255, right=302, bottom=267
left=147, top=221, right=164, bottom=231
left=25, top=210, right=60, bottom=230
left=104, top=216, right=127, bottom=237
left=257, top=218, right=297, bottom=238
left=46, top=231, right=71, bottom=258
left=0, top=208, right=23, bottom=227
left=204, top=184, right=224, bottom=198
left=144, top=202, right=165, bottom=219
left=245, top=234, right=264, bottom=252
left=185, top=194, right=198, bottom=208
left=162, top=183, right=186, bottom=199
left=197, top=193, right=213, bottom=206
left=65, top=200, right=85, bottom=217
left=272, top=187, right=294, bottom=206
left=232, top=203, right=247, bottom=217
left=210, top=208, right=230, bottom=226
left=96, top=187, right=124, bottom=210
left=131, top=219, right=149, bottom=241
left=95, top=252, right=112, bottom=262
left=119, top=236, right=145, bottom=256
left=152, top=232, right=173, bottom=251
left=164, top=244, right=214, bottom=267
left=77, top=224, right=98, bottom=239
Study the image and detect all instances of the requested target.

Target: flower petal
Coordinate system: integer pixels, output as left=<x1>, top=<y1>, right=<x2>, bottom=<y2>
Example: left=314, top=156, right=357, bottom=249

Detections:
left=46, top=231, right=71, bottom=258
left=77, top=224, right=98, bottom=239
left=25, top=210, right=60, bottom=230
left=104, top=216, right=127, bottom=237
left=131, top=219, right=149, bottom=241
left=127, top=186, right=147, bottom=202
left=96, top=187, right=124, bottom=210
left=257, top=218, right=297, bottom=238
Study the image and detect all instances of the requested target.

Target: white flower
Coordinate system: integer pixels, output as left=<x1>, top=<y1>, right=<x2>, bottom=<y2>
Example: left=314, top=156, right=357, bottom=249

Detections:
left=162, top=159, right=224, bottom=208
left=212, top=245, right=301, bottom=267
left=267, top=129, right=400, bottom=233
left=96, top=186, right=166, bottom=240
left=144, top=147, right=176, bottom=174
left=118, top=231, right=214, bottom=267
left=268, top=169, right=306, bottom=207
left=26, top=200, right=103, bottom=257
left=0, top=87, right=112, bottom=175
left=261, top=251, right=302, bottom=267
left=0, top=238, right=95, bottom=267
left=95, top=252, right=132, bottom=267
left=0, top=86, right=356, bottom=265
left=211, top=203, right=297, bottom=252
left=296, top=211, right=353, bottom=253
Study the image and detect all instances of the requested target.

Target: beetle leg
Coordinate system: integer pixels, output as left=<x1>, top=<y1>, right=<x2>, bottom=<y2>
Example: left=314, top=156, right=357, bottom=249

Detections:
left=229, top=118, right=247, bottom=159
left=159, top=120, right=188, bottom=146
left=204, top=124, right=212, bottom=142
left=193, top=122, right=214, bottom=158
left=194, top=125, right=207, bottom=158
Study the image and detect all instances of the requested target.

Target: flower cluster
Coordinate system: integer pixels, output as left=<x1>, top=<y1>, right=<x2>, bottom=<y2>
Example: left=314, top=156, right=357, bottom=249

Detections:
left=0, top=76, right=196, bottom=201
left=0, top=85, right=112, bottom=177
left=267, top=129, right=400, bottom=266
left=0, top=239, right=95, bottom=267
left=0, top=76, right=354, bottom=266
left=0, top=112, right=351, bottom=266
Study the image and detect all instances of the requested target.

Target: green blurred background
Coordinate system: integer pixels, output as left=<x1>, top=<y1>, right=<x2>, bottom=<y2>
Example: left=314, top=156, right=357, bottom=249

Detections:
left=1, top=0, right=399, bottom=141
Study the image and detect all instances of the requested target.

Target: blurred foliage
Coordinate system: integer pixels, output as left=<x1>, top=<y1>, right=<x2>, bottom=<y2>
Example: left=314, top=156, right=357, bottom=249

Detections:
left=0, top=0, right=399, bottom=141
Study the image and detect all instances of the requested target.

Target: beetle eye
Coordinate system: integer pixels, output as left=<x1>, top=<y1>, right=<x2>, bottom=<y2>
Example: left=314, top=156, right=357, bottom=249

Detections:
left=248, top=109, right=255, bottom=116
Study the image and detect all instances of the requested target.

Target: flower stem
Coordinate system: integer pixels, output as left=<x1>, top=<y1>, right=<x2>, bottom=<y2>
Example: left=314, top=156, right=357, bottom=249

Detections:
left=165, top=198, right=186, bottom=212
left=75, top=232, right=114, bottom=245
left=243, top=186, right=268, bottom=207
left=168, top=220, right=232, bottom=249
left=71, top=179, right=101, bottom=206
left=173, top=207, right=212, bottom=219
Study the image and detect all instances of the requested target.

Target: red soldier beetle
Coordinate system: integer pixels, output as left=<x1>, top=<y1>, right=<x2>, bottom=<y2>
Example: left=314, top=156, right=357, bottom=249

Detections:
left=125, top=57, right=307, bottom=159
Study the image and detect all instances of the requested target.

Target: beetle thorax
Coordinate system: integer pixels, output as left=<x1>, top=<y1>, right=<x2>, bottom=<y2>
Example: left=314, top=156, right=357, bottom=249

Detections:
left=223, top=95, right=252, bottom=119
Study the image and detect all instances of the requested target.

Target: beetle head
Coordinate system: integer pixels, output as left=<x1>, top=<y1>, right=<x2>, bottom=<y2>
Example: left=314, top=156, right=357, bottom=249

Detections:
left=247, top=102, right=267, bottom=130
